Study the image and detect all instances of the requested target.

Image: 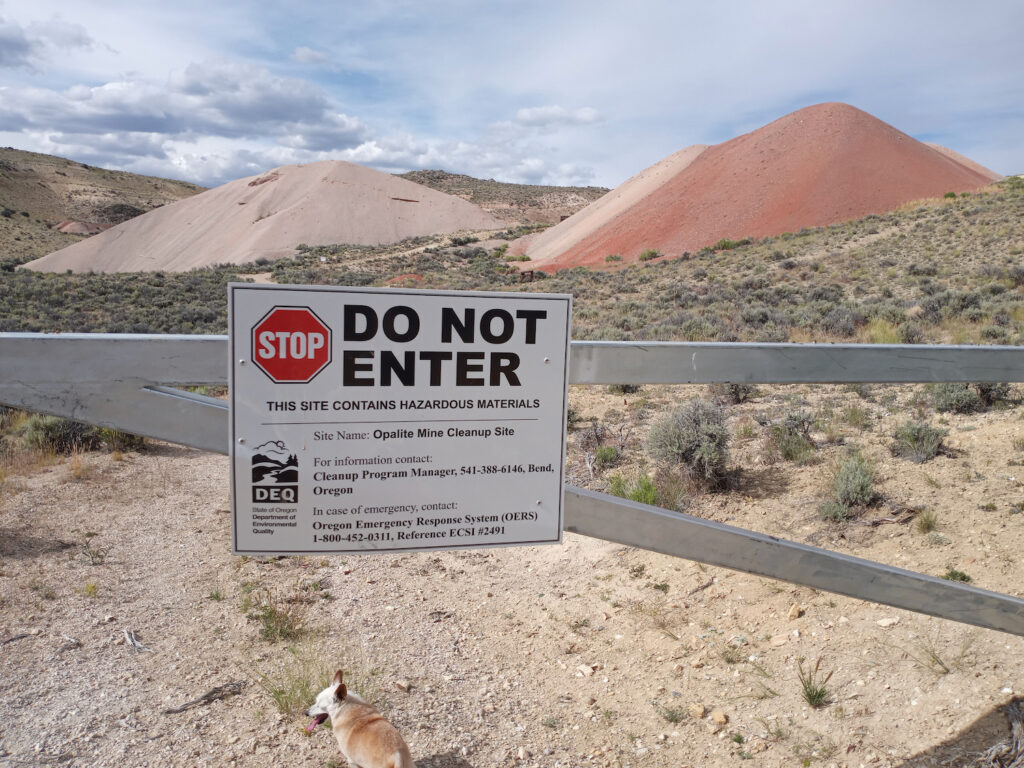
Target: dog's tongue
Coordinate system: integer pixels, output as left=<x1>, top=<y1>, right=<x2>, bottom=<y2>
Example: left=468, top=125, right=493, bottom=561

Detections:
left=306, top=713, right=329, bottom=732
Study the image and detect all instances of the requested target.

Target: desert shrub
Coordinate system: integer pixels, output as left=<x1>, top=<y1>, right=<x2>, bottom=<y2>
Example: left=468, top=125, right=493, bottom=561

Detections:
left=932, top=383, right=983, bottom=414
left=890, top=422, right=947, bottom=463
left=973, top=382, right=1012, bottom=407
left=820, top=448, right=875, bottom=520
left=605, top=254, right=622, bottom=263
left=566, top=406, right=582, bottom=429
left=712, top=238, right=751, bottom=251
left=862, top=318, right=901, bottom=344
left=832, top=449, right=876, bottom=507
left=920, top=291, right=981, bottom=324
left=606, top=474, right=658, bottom=505
left=907, top=262, right=938, bottom=277
left=607, top=470, right=689, bottom=511
left=0, top=406, right=22, bottom=431
left=764, top=412, right=817, bottom=464
left=608, top=384, right=642, bottom=395
left=820, top=307, right=861, bottom=337
left=647, top=400, right=729, bottom=487
left=98, top=428, right=145, bottom=452
left=23, top=415, right=103, bottom=454
left=594, top=445, right=620, bottom=469
left=901, top=324, right=925, bottom=344
left=708, top=382, right=755, bottom=404
left=942, top=568, right=972, bottom=583
left=638, top=249, right=661, bottom=262
left=678, top=316, right=724, bottom=341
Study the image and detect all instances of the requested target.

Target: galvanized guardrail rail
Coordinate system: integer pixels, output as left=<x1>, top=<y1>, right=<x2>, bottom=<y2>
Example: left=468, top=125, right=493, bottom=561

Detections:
left=2, top=333, right=1023, bottom=636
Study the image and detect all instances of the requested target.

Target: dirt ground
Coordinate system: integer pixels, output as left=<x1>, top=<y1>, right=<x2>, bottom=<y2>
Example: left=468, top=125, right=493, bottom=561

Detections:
left=1, top=383, right=1022, bottom=768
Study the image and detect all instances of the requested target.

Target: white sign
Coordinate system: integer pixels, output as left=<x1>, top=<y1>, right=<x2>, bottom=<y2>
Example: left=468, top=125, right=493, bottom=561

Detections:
left=228, top=283, right=571, bottom=555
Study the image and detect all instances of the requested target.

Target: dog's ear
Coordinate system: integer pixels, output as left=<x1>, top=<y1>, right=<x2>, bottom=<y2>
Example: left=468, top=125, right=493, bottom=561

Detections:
left=334, top=683, right=347, bottom=701
left=333, top=669, right=344, bottom=685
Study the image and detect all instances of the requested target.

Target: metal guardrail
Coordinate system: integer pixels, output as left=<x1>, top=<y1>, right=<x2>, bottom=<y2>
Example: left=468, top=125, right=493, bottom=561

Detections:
left=2, top=332, right=1023, bottom=636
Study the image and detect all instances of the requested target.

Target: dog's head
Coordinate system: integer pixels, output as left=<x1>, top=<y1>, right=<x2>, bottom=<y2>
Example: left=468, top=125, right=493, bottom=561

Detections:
left=305, top=669, right=347, bottom=732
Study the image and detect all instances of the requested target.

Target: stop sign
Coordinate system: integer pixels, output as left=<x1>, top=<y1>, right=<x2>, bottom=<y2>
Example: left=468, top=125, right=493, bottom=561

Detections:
left=251, top=306, right=332, bottom=383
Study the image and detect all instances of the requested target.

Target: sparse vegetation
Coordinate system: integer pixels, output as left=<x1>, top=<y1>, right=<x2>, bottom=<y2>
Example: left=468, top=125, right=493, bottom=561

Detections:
left=915, top=509, right=939, bottom=534
left=647, top=400, right=730, bottom=487
left=819, top=448, right=875, bottom=521
left=607, top=473, right=658, bottom=506
left=246, top=586, right=305, bottom=642
left=890, top=422, right=947, bottom=463
left=251, top=644, right=344, bottom=715
left=932, top=383, right=983, bottom=414
left=942, top=568, right=972, bottom=583
left=797, top=657, right=833, bottom=708
left=763, top=412, right=817, bottom=464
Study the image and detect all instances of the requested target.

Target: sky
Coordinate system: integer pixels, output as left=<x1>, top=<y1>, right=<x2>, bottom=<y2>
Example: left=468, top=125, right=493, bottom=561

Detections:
left=1, top=1, right=1022, bottom=189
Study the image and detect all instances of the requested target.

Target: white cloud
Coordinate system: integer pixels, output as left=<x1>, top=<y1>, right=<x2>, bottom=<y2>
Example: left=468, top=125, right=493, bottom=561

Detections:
left=514, top=106, right=602, bottom=128
left=291, top=46, right=330, bottom=66
left=0, top=13, right=93, bottom=69
left=2, top=1, right=1023, bottom=186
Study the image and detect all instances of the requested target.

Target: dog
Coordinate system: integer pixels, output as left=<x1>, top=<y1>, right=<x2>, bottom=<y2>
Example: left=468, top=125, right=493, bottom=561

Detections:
left=306, top=670, right=414, bottom=768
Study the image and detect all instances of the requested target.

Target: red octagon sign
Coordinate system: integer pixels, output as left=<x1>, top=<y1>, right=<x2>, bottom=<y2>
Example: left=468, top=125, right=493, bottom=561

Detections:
left=251, top=306, right=332, bottom=383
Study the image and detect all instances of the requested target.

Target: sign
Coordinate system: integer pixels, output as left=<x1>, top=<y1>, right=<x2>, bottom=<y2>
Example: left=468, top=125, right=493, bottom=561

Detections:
left=228, top=283, right=572, bottom=555
left=251, top=306, right=332, bottom=383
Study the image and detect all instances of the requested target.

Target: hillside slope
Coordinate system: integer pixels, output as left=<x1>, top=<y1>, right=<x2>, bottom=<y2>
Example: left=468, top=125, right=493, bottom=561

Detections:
left=400, top=169, right=608, bottom=225
left=513, top=103, right=1001, bottom=271
left=24, top=161, right=502, bottom=273
left=0, top=148, right=204, bottom=264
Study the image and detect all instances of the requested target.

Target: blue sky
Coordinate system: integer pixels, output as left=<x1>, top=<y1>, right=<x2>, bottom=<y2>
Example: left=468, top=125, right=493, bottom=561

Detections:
left=1, top=0, right=1021, bottom=188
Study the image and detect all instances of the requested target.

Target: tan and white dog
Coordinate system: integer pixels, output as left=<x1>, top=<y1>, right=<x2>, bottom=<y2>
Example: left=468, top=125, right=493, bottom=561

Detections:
left=306, top=670, right=414, bottom=768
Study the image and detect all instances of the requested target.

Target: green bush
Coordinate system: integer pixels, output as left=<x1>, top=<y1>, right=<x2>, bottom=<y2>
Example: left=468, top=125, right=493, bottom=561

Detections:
left=932, top=383, right=983, bottom=414
left=647, top=400, right=729, bottom=487
left=607, top=383, right=641, bottom=395
left=607, top=474, right=658, bottom=505
left=973, top=382, right=1012, bottom=407
left=819, top=448, right=876, bottom=520
left=765, top=413, right=817, bottom=464
left=566, top=406, right=582, bottom=429
left=890, top=422, right=946, bottom=463
left=19, top=414, right=143, bottom=454
left=605, top=254, right=622, bottom=263
left=23, top=415, right=103, bottom=454
left=707, top=382, right=755, bottom=404
left=98, top=428, right=146, bottom=452
left=594, top=445, right=620, bottom=469
left=638, top=249, right=661, bottom=262
left=832, top=449, right=876, bottom=507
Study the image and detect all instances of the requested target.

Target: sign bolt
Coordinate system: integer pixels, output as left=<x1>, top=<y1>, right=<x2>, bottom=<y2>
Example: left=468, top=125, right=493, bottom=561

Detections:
left=544, top=357, right=550, bottom=364
left=239, top=359, right=247, bottom=365
left=536, top=499, right=542, bottom=505
left=238, top=438, right=246, bottom=445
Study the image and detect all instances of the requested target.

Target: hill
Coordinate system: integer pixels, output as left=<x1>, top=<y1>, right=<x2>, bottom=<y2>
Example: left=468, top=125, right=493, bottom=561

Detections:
left=399, top=169, right=608, bottom=224
left=0, top=148, right=204, bottom=265
left=23, top=161, right=503, bottom=273
left=3, top=180, right=1024, bottom=768
left=511, top=102, right=1001, bottom=270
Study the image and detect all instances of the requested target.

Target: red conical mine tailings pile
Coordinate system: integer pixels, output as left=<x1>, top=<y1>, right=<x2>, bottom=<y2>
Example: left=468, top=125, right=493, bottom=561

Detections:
left=515, top=102, right=1000, bottom=271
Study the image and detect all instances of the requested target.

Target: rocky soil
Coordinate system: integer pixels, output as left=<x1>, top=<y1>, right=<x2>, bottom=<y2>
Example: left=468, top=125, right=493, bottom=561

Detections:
left=1, top=383, right=1023, bottom=768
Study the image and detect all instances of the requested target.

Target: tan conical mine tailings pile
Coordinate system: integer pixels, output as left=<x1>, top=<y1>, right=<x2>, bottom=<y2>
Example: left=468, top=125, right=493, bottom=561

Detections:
left=511, top=102, right=1001, bottom=271
left=25, top=160, right=502, bottom=273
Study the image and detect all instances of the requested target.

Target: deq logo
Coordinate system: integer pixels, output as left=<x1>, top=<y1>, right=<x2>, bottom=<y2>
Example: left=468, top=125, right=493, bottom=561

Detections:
left=251, top=440, right=299, bottom=504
